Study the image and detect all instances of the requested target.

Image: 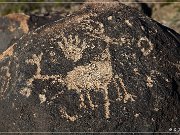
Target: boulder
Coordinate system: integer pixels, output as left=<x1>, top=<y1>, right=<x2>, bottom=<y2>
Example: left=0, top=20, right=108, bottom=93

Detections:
left=0, top=2, right=179, bottom=132
left=118, top=0, right=180, bottom=33
left=118, top=0, right=153, bottom=17
left=0, top=12, right=66, bottom=53
left=152, top=3, right=180, bottom=34
left=0, top=13, right=29, bottom=53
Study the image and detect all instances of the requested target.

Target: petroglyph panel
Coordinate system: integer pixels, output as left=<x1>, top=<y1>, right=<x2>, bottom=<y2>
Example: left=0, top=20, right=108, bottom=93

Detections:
left=0, top=2, right=179, bottom=132
left=18, top=45, right=138, bottom=121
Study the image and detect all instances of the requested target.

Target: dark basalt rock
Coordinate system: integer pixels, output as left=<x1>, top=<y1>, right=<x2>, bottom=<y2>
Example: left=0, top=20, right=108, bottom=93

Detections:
left=0, top=2, right=180, bottom=133
left=28, top=12, right=66, bottom=30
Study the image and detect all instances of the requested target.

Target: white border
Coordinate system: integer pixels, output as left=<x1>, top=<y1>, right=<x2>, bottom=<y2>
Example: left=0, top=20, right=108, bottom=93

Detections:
left=0, top=1, right=180, bottom=3
left=0, top=132, right=179, bottom=133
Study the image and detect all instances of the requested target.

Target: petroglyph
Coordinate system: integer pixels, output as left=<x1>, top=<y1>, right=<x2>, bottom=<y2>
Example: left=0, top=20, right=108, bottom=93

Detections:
left=23, top=53, right=64, bottom=98
left=86, top=92, right=97, bottom=110
left=23, top=47, right=111, bottom=118
left=20, top=45, right=139, bottom=120
left=26, top=53, right=64, bottom=81
left=146, top=76, right=153, bottom=88
left=114, top=75, right=137, bottom=103
left=24, top=56, right=64, bottom=86
left=19, top=87, right=32, bottom=97
left=58, top=34, right=89, bottom=62
left=25, top=53, right=43, bottom=76
left=65, top=60, right=112, bottom=91
left=16, top=15, right=139, bottom=119
left=0, top=1, right=179, bottom=132
left=0, top=61, right=11, bottom=99
left=125, top=20, right=132, bottom=27
left=107, top=16, right=113, bottom=21
left=65, top=48, right=112, bottom=118
left=112, top=77, right=123, bottom=101
left=138, top=37, right=154, bottom=56
left=39, top=94, right=46, bottom=104
left=149, top=70, right=171, bottom=85
left=79, top=93, right=87, bottom=109
left=0, top=44, right=15, bottom=60
left=59, top=107, right=78, bottom=122
left=21, top=49, right=113, bottom=119
left=134, top=113, right=140, bottom=118
left=119, top=78, right=137, bottom=103
left=133, top=68, right=140, bottom=75
left=79, top=19, right=119, bottom=45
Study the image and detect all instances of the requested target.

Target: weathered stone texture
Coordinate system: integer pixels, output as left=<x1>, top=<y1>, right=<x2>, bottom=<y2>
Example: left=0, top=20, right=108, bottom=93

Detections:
left=0, top=13, right=66, bottom=53
left=0, top=2, right=179, bottom=133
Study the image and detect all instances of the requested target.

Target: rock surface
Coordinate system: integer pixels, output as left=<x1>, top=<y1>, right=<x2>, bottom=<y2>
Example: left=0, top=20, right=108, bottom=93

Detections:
left=118, top=0, right=180, bottom=33
left=1, top=1, right=179, bottom=54
left=119, top=0, right=153, bottom=17
left=0, top=2, right=180, bottom=132
left=0, top=12, right=66, bottom=53
left=0, top=13, right=29, bottom=53
left=152, top=3, right=180, bottom=34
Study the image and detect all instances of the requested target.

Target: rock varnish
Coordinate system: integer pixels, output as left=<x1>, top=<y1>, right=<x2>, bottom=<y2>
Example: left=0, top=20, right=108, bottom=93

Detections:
left=0, top=2, right=180, bottom=132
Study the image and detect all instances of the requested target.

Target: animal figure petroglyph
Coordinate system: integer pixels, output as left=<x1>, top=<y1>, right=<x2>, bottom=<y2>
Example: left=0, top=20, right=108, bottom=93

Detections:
left=22, top=46, right=136, bottom=121
left=1, top=13, right=141, bottom=122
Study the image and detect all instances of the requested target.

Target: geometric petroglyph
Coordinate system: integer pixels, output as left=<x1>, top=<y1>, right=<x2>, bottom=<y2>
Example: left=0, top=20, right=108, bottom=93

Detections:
left=138, top=36, right=154, bottom=56
left=19, top=87, right=32, bottom=98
